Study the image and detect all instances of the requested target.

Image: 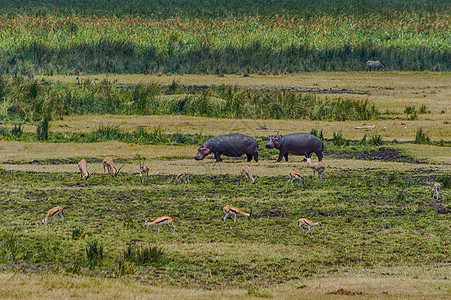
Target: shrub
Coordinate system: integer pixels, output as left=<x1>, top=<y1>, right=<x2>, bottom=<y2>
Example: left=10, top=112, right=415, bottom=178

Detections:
left=332, top=131, right=349, bottom=146
left=123, top=244, right=167, bottom=266
left=72, top=228, right=85, bottom=240
left=86, top=240, right=104, bottom=270
left=414, top=128, right=430, bottom=144
left=36, top=116, right=50, bottom=141
left=11, top=123, right=23, bottom=137
left=369, top=133, right=384, bottom=146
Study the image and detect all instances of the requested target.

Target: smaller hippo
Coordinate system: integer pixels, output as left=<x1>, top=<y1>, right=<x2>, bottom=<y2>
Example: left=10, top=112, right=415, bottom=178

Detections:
left=266, top=132, right=323, bottom=162
left=195, top=134, right=258, bottom=162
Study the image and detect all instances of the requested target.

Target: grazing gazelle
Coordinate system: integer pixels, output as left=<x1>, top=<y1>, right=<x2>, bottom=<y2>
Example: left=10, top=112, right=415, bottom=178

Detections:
left=144, top=216, right=176, bottom=233
left=139, top=162, right=149, bottom=183
left=298, top=218, right=321, bottom=235
left=78, top=159, right=92, bottom=180
left=303, top=157, right=325, bottom=181
left=174, top=172, right=190, bottom=185
left=431, top=182, right=441, bottom=200
left=240, top=165, right=256, bottom=184
left=222, top=206, right=252, bottom=223
left=286, top=171, right=305, bottom=188
left=42, top=206, right=64, bottom=225
left=102, top=157, right=123, bottom=177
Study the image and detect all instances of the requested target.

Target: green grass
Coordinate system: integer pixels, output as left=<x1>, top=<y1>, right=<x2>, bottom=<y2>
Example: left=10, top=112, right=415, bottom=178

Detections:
left=0, top=0, right=450, bottom=74
left=0, top=167, right=448, bottom=288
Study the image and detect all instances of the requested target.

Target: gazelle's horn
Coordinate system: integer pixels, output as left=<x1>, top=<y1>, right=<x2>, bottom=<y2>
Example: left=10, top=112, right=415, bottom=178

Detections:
left=116, top=165, right=125, bottom=176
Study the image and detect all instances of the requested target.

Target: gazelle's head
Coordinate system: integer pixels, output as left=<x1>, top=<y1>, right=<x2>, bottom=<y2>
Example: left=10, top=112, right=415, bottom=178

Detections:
left=41, top=218, right=48, bottom=225
left=144, top=220, right=149, bottom=228
left=317, top=221, right=322, bottom=227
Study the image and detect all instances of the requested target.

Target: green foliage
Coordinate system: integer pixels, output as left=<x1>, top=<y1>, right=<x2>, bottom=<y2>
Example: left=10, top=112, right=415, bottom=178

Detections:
left=0, top=78, right=382, bottom=121
left=310, top=129, right=324, bottom=140
left=86, top=240, right=104, bottom=270
left=123, top=217, right=135, bottom=229
left=2, top=228, right=20, bottom=262
left=368, top=133, right=384, bottom=146
left=332, top=131, right=350, bottom=146
left=36, top=116, right=50, bottom=141
left=11, top=123, right=23, bottom=137
left=437, top=174, right=450, bottom=188
left=414, top=128, right=430, bottom=144
left=0, top=1, right=450, bottom=75
left=123, top=244, right=168, bottom=267
left=72, top=228, right=85, bottom=240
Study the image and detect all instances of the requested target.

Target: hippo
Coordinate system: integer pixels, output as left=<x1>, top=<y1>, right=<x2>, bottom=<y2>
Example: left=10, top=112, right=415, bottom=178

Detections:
left=266, top=132, right=323, bottom=162
left=195, top=134, right=258, bottom=162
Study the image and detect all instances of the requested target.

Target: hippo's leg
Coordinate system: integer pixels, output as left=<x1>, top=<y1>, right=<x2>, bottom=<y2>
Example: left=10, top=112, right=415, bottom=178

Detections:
left=246, top=154, right=252, bottom=162
left=253, top=152, right=258, bottom=162
left=316, top=151, right=323, bottom=161
left=284, top=153, right=289, bottom=161
left=214, top=152, right=222, bottom=162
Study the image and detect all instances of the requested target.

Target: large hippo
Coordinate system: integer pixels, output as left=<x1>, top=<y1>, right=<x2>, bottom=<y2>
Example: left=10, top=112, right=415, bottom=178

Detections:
left=266, top=132, right=323, bottom=162
left=195, top=134, right=258, bottom=162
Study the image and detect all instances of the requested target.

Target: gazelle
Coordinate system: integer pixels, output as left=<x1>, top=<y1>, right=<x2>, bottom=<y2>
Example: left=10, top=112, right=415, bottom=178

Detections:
left=78, top=159, right=92, bottom=180
left=240, top=165, right=256, bottom=184
left=174, top=172, right=190, bottom=185
left=286, top=171, right=305, bottom=188
left=42, top=206, right=64, bottom=225
left=303, top=157, right=325, bottom=181
left=139, top=162, right=149, bottom=183
left=222, top=206, right=252, bottom=223
left=144, top=216, right=176, bottom=233
left=102, top=157, right=123, bottom=177
left=431, top=182, right=441, bottom=200
left=298, top=218, right=321, bottom=235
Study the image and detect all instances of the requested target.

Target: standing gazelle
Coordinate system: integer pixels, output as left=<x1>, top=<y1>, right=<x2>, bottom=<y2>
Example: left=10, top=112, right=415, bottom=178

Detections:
left=174, top=172, right=190, bottom=185
left=144, top=216, right=176, bottom=233
left=102, top=157, right=123, bottom=177
left=303, top=157, right=325, bottom=181
left=286, top=171, right=305, bottom=188
left=222, top=206, right=252, bottom=223
left=240, top=165, right=256, bottom=184
left=42, top=206, right=64, bottom=225
left=431, top=182, right=441, bottom=200
left=298, top=218, right=321, bottom=235
left=139, top=162, right=149, bottom=183
left=78, top=159, right=91, bottom=180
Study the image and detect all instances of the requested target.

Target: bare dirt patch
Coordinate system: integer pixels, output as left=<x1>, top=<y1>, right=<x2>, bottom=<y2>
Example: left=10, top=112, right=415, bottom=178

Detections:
left=327, top=147, right=425, bottom=164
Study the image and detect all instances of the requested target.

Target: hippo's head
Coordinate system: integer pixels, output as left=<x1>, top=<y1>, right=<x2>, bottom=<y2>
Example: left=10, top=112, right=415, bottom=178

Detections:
left=195, top=144, right=212, bottom=160
left=266, top=134, right=283, bottom=149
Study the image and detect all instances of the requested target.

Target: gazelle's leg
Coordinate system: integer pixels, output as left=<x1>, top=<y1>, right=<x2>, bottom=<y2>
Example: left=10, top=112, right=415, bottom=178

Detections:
left=222, top=213, right=228, bottom=221
left=167, top=223, right=170, bottom=233
left=186, top=175, right=190, bottom=185
left=234, top=214, right=237, bottom=223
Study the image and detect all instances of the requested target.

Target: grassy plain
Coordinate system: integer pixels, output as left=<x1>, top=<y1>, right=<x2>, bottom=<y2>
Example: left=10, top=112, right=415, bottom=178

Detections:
left=0, top=72, right=450, bottom=298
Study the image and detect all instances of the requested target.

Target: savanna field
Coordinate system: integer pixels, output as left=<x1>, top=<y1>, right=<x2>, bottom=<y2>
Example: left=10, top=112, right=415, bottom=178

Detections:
left=0, top=0, right=450, bottom=298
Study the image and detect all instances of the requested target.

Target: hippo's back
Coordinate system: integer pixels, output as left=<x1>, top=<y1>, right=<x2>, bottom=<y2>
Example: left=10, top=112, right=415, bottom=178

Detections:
left=209, top=134, right=258, bottom=156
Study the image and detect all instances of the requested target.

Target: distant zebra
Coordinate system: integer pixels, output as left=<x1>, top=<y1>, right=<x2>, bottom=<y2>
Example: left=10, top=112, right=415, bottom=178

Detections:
left=366, top=60, right=386, bottom=72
